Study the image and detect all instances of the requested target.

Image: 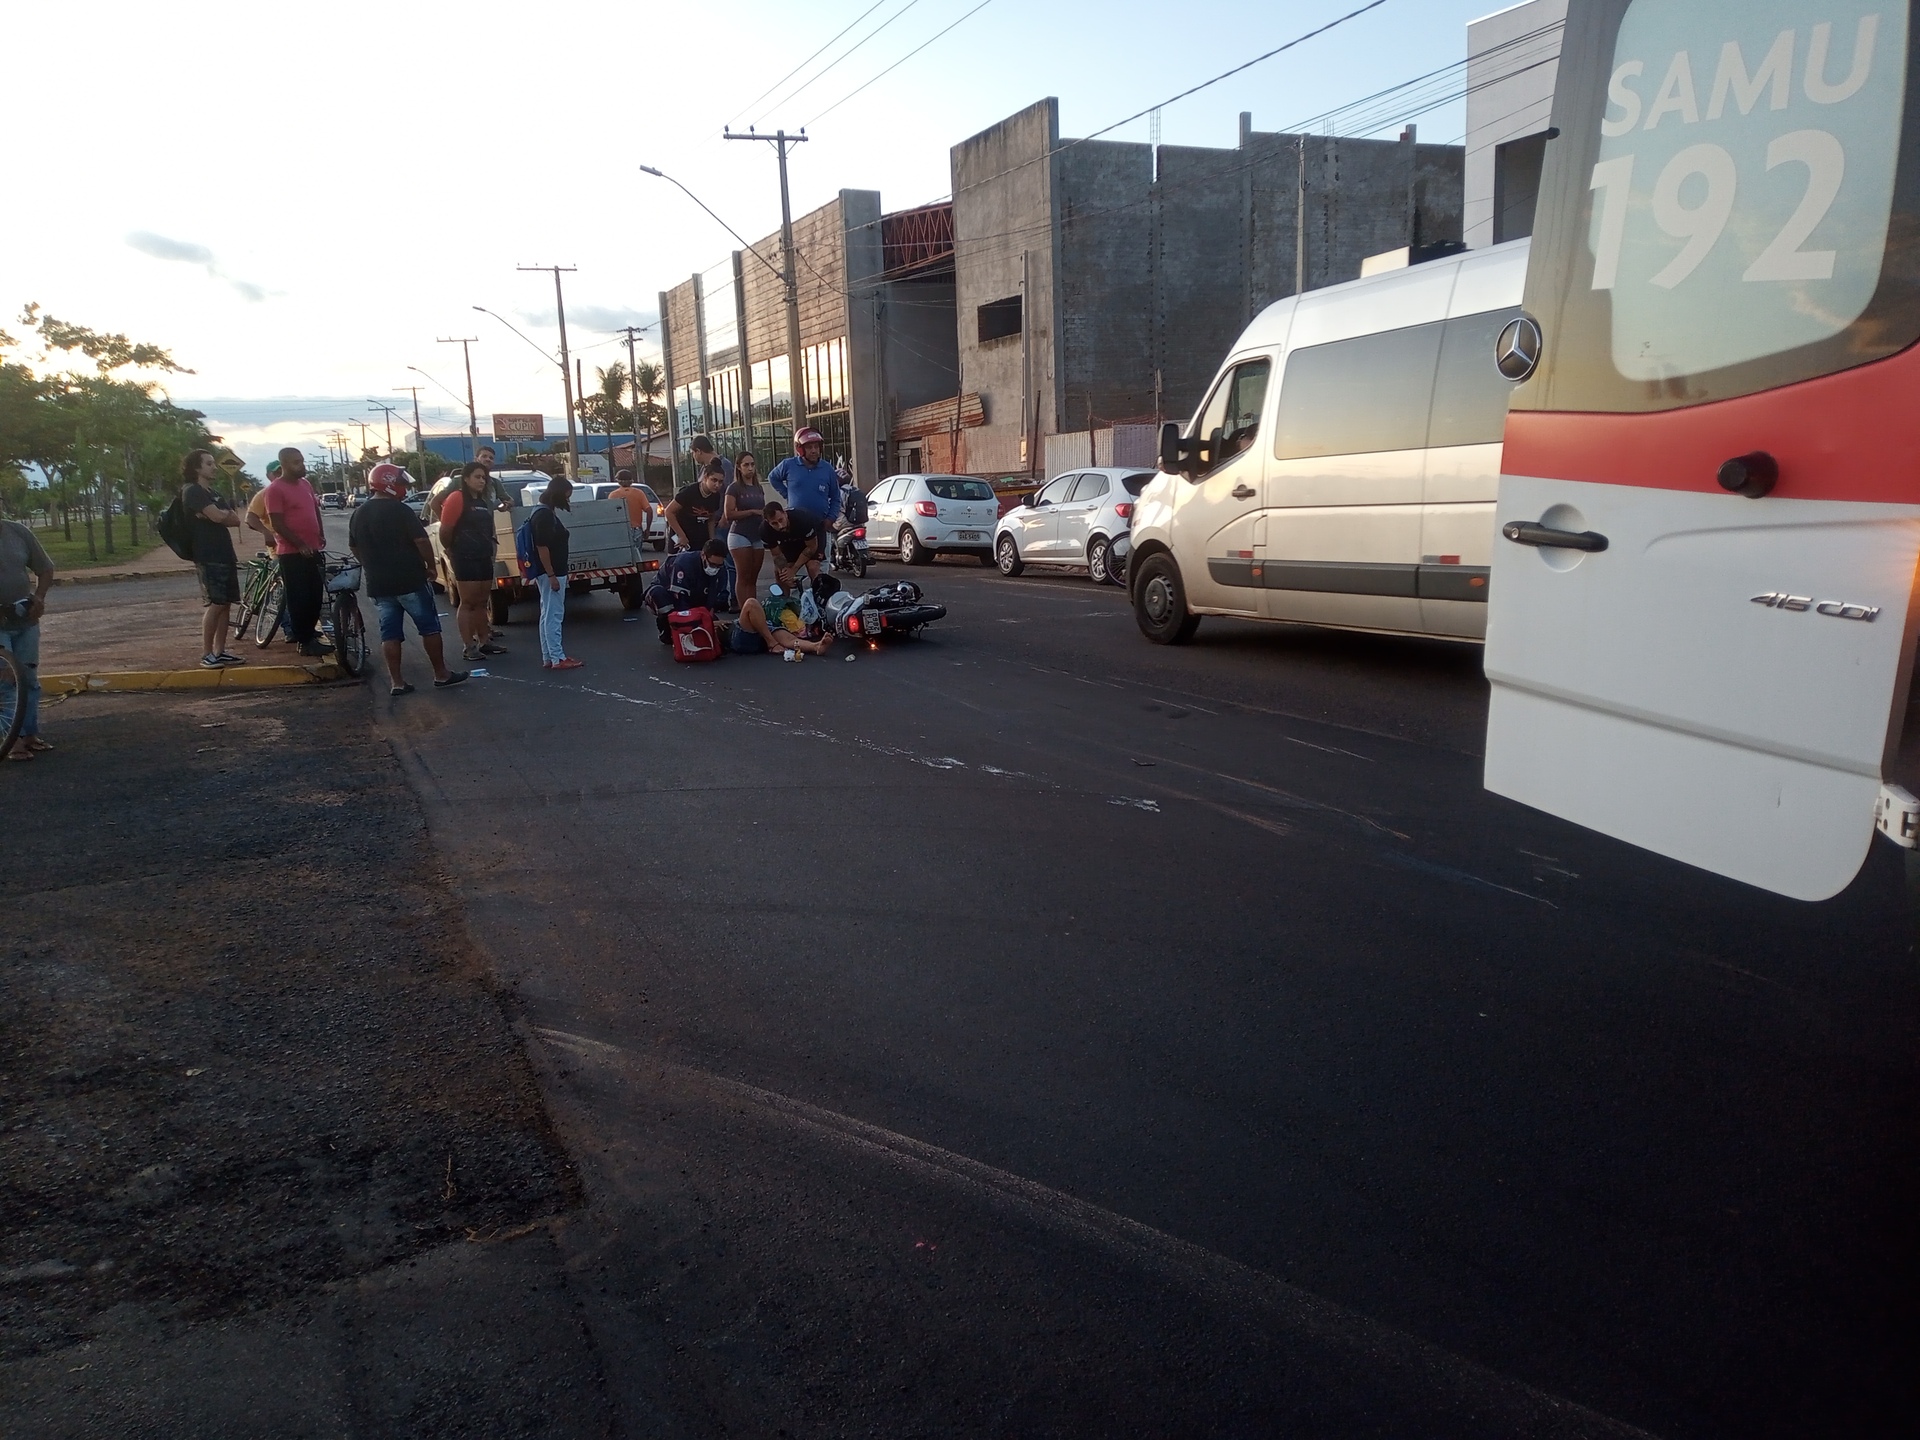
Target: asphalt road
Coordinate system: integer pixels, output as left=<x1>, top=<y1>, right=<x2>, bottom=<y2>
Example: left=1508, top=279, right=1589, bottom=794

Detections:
left=352, top=522, right=1914, bottom=1438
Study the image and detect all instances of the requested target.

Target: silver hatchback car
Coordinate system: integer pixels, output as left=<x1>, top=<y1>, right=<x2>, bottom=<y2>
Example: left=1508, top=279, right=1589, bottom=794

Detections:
left=866, top=474, right=1001, bottom=566
left=994, top=467, right=1153, bottom=585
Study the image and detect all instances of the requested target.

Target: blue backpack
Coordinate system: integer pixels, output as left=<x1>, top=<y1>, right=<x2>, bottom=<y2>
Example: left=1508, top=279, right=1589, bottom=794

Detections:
left=515, top=507, right=545, bottom=578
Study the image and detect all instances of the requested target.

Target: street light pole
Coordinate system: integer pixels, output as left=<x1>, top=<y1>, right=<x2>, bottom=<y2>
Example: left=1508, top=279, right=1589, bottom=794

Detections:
left=725, top=127, right=810, bottom=431
left=519, top=265, right=580, bottom=481
left=367, top=401, right=400, bottom=456
left=395, top=386, right=425, bottom=477
left=436, top=337, right=480, bottom=458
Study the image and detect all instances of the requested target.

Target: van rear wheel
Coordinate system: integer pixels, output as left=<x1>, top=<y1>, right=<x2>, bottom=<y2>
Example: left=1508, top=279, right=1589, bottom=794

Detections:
left=1132, top=553, right=1199, bottom=645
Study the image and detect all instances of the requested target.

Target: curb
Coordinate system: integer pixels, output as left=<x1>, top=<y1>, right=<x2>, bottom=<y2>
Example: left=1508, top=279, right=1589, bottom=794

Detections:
left=41, top=663, right=343, bottom=695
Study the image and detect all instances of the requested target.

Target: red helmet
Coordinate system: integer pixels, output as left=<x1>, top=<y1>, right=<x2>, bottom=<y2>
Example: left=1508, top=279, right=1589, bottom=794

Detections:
left=793, top=427, right=823, bottom=450
left=367, top=462, right=409, bottom=499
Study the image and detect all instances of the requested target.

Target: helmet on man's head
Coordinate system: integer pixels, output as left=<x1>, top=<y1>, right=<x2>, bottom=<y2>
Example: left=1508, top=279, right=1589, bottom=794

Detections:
left=367, top=462, right=409, bottom=499
left=793, top=427, right=823, bottom=452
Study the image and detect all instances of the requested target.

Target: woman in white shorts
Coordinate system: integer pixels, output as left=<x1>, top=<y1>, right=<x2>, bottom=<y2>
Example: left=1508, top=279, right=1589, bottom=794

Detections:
left=721, top=451, right=767, bottom=609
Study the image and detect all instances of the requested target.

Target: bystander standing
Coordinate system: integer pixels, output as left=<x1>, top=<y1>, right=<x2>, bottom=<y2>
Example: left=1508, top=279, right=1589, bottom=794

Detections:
left=609, top=467, right=655, bottom=553
left=349, top=463, right=469, bottom=697
left=0, top=511, right=56, bottom=759
left=180, top=449, right=245, bottom=668
left=439, top=461, right=507, bottom=663
left=529, top=477, right=580, bottom=671
left=264, top=447, right=331, bottom=658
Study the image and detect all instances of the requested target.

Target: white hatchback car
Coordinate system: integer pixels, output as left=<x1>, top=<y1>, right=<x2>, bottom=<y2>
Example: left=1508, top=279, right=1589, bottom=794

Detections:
left=865, top=474, right=1000, bottom=566
left=994, top=467, right=1153, bottom=585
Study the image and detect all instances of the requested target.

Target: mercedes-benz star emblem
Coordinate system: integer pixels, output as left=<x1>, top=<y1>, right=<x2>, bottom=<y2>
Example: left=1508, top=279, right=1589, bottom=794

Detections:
left=1495, top=316, right=1543, bottom=382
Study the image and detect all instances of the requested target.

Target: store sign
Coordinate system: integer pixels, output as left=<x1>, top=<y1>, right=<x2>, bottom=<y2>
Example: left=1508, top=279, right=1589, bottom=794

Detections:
left=491, top=413, right=546, bottom=440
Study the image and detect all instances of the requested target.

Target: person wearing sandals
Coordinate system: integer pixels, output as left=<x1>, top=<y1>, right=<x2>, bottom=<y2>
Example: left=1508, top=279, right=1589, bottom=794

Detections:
left=0, top=512, right=55, bottom=760
left=348, top=463, right=469, bottom=697
left=721, top=451, right=767, bottom=610
left=439, top=460, right=507, bottom=663
left=529, top=477, right=581, bottom=671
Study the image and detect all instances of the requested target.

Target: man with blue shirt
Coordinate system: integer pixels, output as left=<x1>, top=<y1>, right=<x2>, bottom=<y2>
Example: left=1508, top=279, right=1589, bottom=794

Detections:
left=767, top=427, right=842, bottom=546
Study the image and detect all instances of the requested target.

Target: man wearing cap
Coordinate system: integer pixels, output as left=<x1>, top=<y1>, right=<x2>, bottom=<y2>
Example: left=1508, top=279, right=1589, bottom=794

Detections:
left=767, top=429, right=842, bottom=557
left=608, top=467, right=655, bottom=552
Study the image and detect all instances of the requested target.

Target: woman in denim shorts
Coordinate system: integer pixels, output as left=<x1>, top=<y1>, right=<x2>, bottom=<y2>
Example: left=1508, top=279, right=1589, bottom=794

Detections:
left=721, top=452, right=766, bottom=610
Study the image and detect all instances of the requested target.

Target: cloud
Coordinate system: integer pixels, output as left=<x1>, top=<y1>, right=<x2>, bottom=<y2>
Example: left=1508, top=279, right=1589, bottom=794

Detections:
left=127, top=231, right=214, bottom=266
left=125, top=230, right=270, bottom=303
left=567, top=304, right=657, bottom=334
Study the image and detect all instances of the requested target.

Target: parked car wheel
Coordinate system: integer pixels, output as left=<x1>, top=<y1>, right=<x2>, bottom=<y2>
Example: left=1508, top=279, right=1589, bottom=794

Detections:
left=1132, top=553, right=1200, bottom=645
left=1088, top=536, right=1117, bottom=587
left=899, top=526, right=930, bottom=566
left=995, top=534, right=1024, bottom=576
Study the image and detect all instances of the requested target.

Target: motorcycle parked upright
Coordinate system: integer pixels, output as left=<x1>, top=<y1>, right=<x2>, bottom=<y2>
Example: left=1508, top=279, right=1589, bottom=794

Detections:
left=831, top=520, right=871, bottom=579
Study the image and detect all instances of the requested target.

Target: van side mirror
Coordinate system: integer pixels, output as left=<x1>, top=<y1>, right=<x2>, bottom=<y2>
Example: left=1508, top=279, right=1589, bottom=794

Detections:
left=1160, top=422, right=1206, bottom=480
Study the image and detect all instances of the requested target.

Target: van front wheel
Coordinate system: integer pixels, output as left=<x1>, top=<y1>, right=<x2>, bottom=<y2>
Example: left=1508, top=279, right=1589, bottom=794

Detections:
left=1133, top=554, right=1199, bottom=645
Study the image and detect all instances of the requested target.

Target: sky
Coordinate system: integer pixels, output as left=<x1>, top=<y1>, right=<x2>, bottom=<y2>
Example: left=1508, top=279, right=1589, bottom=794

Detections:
left=5, top=0, right=1511, bottom=472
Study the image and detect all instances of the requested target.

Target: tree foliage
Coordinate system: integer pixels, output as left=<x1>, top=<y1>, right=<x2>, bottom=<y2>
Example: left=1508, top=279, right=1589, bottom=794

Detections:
left=1, top=306, right=220, bottom=562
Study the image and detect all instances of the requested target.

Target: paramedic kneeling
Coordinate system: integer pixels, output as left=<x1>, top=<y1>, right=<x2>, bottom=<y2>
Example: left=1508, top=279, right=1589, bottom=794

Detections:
left=646, top=539, right=727, bottom=643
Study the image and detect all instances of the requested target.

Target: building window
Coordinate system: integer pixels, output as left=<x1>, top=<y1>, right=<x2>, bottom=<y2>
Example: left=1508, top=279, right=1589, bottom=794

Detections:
left=1493, top=131, right=1550, bottom=245
left=977, top=295, right=1022, bottom=344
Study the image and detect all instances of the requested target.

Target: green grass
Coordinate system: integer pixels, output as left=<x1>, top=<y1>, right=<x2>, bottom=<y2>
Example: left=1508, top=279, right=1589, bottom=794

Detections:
left=22, top=522, right=170, bottom=571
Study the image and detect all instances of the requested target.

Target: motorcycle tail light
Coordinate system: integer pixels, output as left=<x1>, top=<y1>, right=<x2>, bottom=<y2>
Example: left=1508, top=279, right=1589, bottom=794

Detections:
left=1114, top=503, right=1134, bottom=519
left=848, top=615, right=863, bottom=634
left=853, top=526, right=866, bottom=539
left=914, top=500, right=937, bottom=517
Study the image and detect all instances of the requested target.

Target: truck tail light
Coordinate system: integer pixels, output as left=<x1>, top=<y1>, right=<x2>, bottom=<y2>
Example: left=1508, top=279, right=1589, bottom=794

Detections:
left=1114, top=503, right=1133, bottom=519
left=914, top=500, right=938, bottom=517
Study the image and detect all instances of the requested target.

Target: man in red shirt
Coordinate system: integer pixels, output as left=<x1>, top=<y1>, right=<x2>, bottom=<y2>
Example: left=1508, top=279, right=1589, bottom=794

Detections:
left=264, top=447, right=331, bottom=656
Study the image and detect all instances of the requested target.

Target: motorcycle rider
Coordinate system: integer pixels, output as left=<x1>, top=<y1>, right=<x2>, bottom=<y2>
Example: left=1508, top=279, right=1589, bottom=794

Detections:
left=767, top=427, right=842, bottom=558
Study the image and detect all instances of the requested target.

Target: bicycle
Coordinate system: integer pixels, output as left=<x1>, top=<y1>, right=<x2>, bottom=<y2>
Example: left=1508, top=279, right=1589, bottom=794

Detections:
left=0, top=642, right=22, bottom=762
left=321, top=554, right=369, bottom=679
left=231, top=550, right=286, bottom=648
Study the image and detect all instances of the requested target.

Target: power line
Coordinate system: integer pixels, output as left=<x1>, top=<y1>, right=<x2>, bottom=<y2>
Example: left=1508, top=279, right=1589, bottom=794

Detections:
left=804, top=0, right=996, bottom=127
left=723, top=0, right=894, bottom=131
left=749, top=0, right=926, bottom=127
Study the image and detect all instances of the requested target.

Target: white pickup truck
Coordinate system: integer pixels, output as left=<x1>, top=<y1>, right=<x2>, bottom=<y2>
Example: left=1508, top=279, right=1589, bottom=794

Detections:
left=425, top=469, right=659, bottom=625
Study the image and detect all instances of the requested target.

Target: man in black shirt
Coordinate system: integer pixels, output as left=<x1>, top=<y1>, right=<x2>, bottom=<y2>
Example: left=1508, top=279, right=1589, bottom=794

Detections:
left=761, top=501, right=824, bottom=588
left=179, top=448, right=244, bottom=667
left=347, top=463, right=467, bottom=697
left=665, top=464, right=726, bottom=553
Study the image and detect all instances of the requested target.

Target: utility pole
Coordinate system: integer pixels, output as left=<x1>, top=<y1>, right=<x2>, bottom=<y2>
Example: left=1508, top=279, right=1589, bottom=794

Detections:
left=349, top=418, right=372, bottom=459
left=437, top=336, right=480, bottom=457
left=725, top=127, right=810, bottom=432
left=367, top=401, right=401, bottom=456
left=395, top=386, right=425, bottom=477
left=519, top=264, right=579, bottom=480
left=1295, top=132, right=1307, bottom=297
left=617, top=325, right=649, bottom=480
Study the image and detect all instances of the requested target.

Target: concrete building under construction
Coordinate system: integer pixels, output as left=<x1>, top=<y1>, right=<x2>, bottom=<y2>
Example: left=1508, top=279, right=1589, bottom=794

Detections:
left=654, top=97, right=1464, bottom=487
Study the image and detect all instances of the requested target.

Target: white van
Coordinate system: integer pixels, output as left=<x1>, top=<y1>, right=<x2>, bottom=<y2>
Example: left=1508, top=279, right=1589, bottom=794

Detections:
left=1130, top=239, right=1529, bottom=645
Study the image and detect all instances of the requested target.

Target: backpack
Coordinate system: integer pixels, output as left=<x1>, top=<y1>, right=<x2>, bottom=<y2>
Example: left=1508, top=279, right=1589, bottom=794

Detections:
left=841, top=488, right=869, bottom=527
left=668, top=606, right=721, bottom=663
left=156, top=490, right=195, bottom=561
left=514, top=507, right=546, bottom=578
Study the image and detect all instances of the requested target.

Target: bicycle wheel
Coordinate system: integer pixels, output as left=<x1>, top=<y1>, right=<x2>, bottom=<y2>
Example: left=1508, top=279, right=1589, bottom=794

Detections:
left=254, top=582, right=284, bottom=648
left=0, top=645, right=23, bottom=762
left=332, top=596, right=369, bottom=678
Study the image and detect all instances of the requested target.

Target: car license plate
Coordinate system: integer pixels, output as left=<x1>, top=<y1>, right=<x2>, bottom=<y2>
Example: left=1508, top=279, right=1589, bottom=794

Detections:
left=956, top=530, right=982, bottom=541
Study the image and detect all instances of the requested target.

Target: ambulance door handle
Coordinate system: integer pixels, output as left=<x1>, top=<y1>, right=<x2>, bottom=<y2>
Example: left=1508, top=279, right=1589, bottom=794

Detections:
left=1502, top=520, right=1608, bottom=552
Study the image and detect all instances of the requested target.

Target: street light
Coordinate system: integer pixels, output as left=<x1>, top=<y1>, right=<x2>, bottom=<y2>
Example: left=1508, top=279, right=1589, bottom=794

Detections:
left=472, top=305, right=561, bottom=366
left=407, top=364, right=475, bottom=452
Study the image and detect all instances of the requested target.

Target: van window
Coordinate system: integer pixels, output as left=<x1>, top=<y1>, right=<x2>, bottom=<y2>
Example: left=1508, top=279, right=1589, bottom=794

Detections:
left=1068, top=474, right=1110, bottom=502
left=927, top=478, right=996, bottom=500
left=1191, top=359, right=1272, bottom=477
left=1274, top=323, right=1440, bottom=459
left=1429, top=308, right=1524, bottom=447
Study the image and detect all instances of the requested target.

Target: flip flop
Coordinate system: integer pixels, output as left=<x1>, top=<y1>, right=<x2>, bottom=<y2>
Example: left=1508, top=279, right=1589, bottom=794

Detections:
left=23, top=737, right=52, bottom=753
left=390, top=683, right=415, bottom=697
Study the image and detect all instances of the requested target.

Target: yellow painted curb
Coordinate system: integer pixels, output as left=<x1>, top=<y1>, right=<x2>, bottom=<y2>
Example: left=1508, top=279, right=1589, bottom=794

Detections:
left=39, top=664, right=341, bottom=694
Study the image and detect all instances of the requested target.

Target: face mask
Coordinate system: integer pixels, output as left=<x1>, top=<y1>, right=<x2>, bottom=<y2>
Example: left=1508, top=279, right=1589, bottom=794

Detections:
left=703, top=564, right=722, bottom=577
